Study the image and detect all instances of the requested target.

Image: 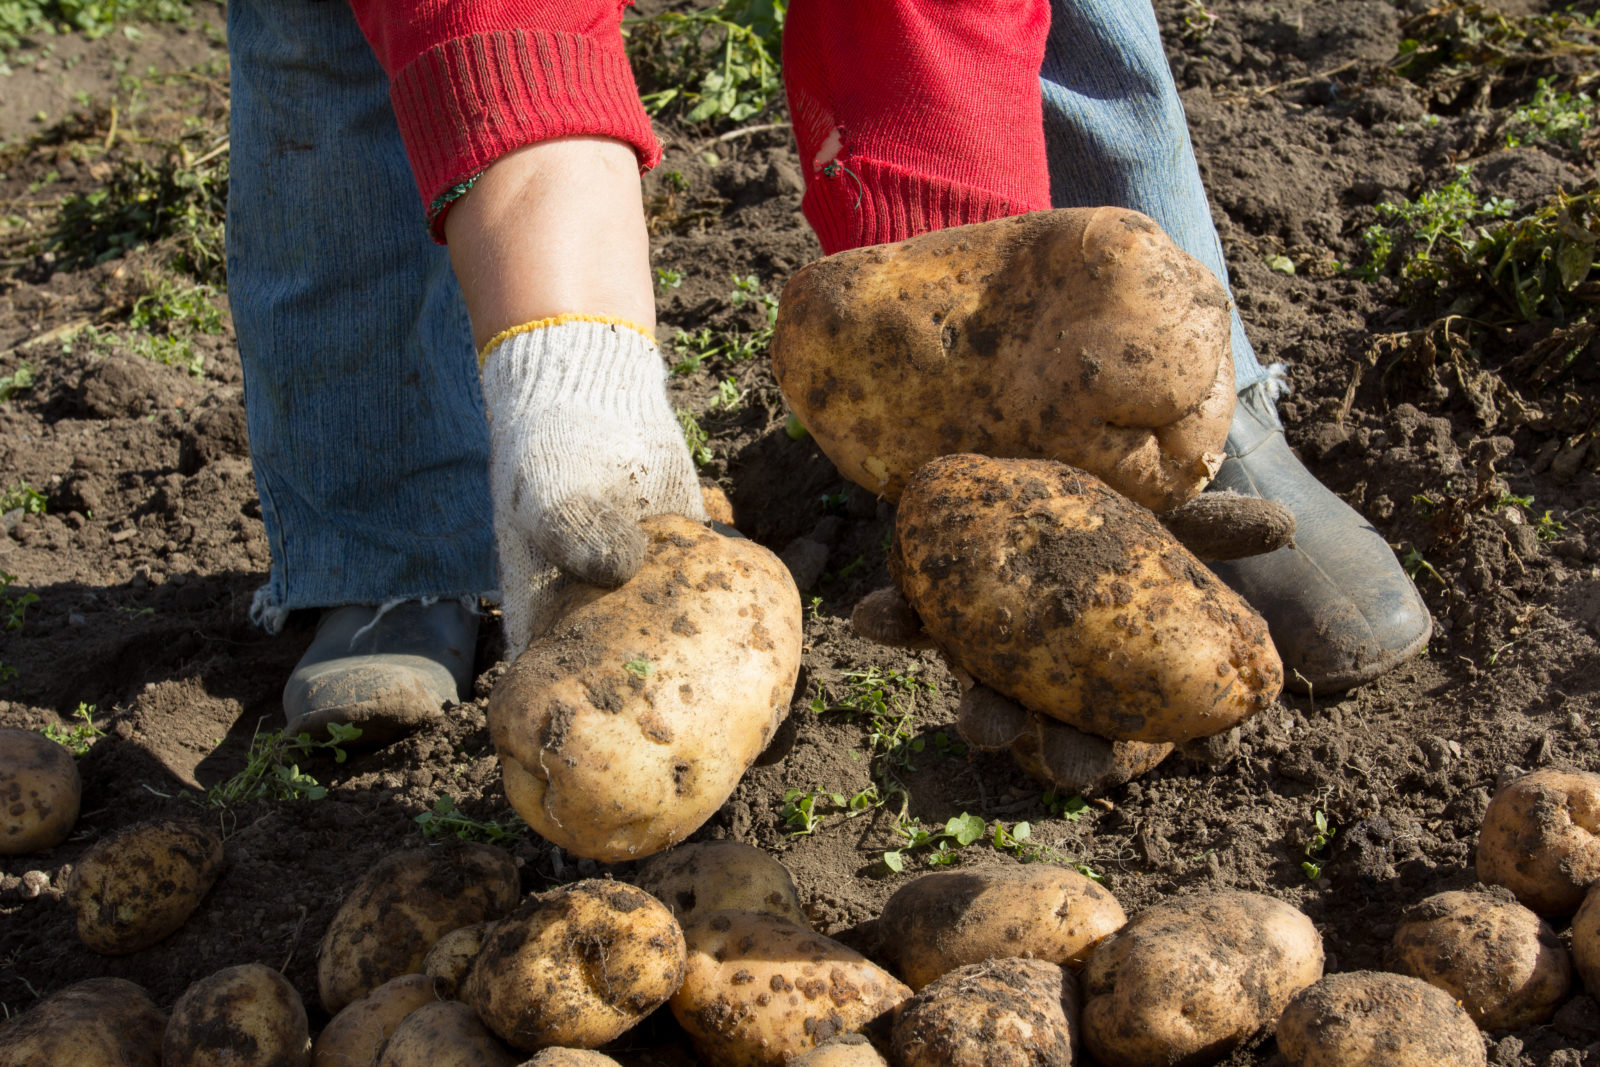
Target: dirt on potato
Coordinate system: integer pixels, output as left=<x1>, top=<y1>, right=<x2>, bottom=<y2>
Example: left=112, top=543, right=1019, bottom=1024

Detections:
left=1, top=2, right=1599, bottom=1065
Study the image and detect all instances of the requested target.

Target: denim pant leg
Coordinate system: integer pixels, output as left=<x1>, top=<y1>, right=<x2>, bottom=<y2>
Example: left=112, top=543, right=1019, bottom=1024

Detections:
left=227, top=0, right=496, bottom=631
left=1040, top=0, right=1267, bottom=392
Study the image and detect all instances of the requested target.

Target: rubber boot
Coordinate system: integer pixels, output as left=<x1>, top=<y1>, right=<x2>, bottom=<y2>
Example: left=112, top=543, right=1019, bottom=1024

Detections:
left=1207, top=381, right=1432, bottom=692
left=283, top=600, right=478, bottom=746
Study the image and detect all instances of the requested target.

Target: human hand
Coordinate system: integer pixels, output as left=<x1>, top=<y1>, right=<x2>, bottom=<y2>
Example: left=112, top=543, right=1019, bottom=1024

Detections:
left=482, top=318, right=706, bottom=655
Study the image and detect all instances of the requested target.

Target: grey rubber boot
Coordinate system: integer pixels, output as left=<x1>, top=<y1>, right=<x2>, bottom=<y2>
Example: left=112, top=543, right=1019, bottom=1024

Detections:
left=1207, top=382, right=1432, bottom=693
left=283, top=600, right=479, bottom=747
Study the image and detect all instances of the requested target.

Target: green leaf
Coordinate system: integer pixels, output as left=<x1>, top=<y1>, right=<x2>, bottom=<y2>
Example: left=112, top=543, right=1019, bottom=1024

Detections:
left=1556, top=238, right=1594, bottom=290
left=946, top=812, right=986, bottom=847
left=883, top=850, right=904, bottom=873
left=1012, top=822, right=1031, bottom=842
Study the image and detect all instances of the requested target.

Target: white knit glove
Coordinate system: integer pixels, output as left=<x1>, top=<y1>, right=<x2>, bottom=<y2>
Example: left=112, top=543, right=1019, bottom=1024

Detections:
left=481, top=318, right=706, bottom=655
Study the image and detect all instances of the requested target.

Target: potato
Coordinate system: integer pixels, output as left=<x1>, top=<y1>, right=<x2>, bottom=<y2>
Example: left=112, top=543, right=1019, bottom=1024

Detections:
left=0, top=976, right=167, bottom=1067
left=1573, top=883, right=1600, bottom=1002
left=1476, top=767, right=1600, bottom=916
left=1390, top=886, right=1570, bottom=1030
left=878, top=865, right=1125, bottom=990
left=1007, top=705, right=1172, bottom=797
left=489, top=514, right=801, bottom=862
left=670, top=909, right=910, bottom=1066
left=318, top=842, right=519, bottom=1014
left=633, top=840, right=807, bottom=927
left=312, top=974, right=442, bottom=1067
left=891, top=957, right=1077, bottom=1066
left=421, top=922, right=497, bottom=997
left=771, top=207, right=1233, bottom=513
left=1275, top=971, right=1487, bottom=1066
left=893, top=454, right=1282, bottom=744
left=1082, top=891, right=1323, bottom=1067
left=518, top=1051, right=623, bottom=1067
left=65, top=819, right=223, bottom=954
left=467, top=879, right=686, bottom=1052
left=0, top=727, right=81, bottom=854
left=375, top=1001, right=517, bottom=1067
left=163, top=962, right=311, bottom=1067
left=789, top=1033, right=889, bottom=1066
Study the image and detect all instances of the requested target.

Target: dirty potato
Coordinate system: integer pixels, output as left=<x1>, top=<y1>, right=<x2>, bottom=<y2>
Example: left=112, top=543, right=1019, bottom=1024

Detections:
left=0, top=727, right=81, bottom=854
left=311, top=974, right=442, bottom=1067
left=163, top=962, right=311, bottom=1067
left=1276, top=971, right=1487, bottom=1066
left=891, top=957, right=1078, bottom=1067
left=1476, top=767, right=1600, bottom=916
left=519, top=1051, right=624, bottom=1067
left=374, top=1001, right=518, bottom=1067
left=1573, top=884, right=1600, bottom=1002
left=421, top=922, right=497, bottom=998
left=1390, top=886, right=1571, bottom=1030
left=789, top=1034, right=889, bottom=1066
left=633, top=840, right=807, bottom=928
left=772, top=208, right=1234, bottom=512
left=670, top=909, right=911, bottom=1066
left=878, top=865, right=1125, bottom=990
left=490, top=515, right=801, bottom=863
left=467, top=879, right=686, bottom=1052
left=1081, top=891, right=1323, bottom=1067
left=66, top=819, right=223, bottom=955
left=893, top=454, right=1281, bottom=744
left=0, top=976, right=167, bottom=1067
left=317, top=842, right=519, bottom=1014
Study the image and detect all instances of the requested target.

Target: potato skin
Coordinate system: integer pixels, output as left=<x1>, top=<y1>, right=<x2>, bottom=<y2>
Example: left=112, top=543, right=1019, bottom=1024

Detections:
left=1390, top=886, right=1570, bottom=1030
left=1008, top=710, right=1172, bottom=798
left=879, top=866, right=1125, bottom=990
left=1574, top=884, right=1600, bottom=1002
left=374, top=1001, right=518, bottom=1067
left=467, top=879, right=686, bottom=1052
left=0, top=976, right=167, bottom=1067
left=163, top=962, right=311, bottom=1067
left=490, top=515, right=801, bottom=863
left=633, top=840, right=807, bottom=928
left=519, top=1051, right=624, bottom=1067
left=670, top=909, right=911, bottom=1066
left=312, top=974, right=442, bottom=1067
left=0, top=727, right=81, bottom=854
left=772, top=208, right=1233, bottom=512
left=1476, top=767, right=1600, bottom=916
left=1276, top=971, right=1487, bottom=1066
left=893, top=455, right=1281, bottom=743
left=789, top=1034, right=889, bottom=1066
left=421, top=922, right=497, bottom=997
left=317, top=843, right=520, bottom=1014
left=1081, top=891, right=1323, bottom=1067
left=891, top=957, right=1077, bottom=1067
left=66, top=819, right=223, bottom=955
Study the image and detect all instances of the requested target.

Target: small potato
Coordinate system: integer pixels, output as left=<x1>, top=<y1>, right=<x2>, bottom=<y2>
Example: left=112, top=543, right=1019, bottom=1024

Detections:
left=790, top=1034, right=888, bottom=1066
left=1276, top=971, right=1487, bottom=1066
left=0, top=727, right=81, bottom=854
left=0, top=976, right=167, bottom=1067
left=633, top=840, right=807, bottom=927
left=318, top=842, right=519, bottom=1014
left=1082, top=891, right=1323, bottom=1067
left=670, top=909, right=911, bottom=1066
left=1007, top=707, right=1172, bottom=797
left=1574, top=884, right=1600, bottom=1001
left=878, top=865, right=1125, bottom=990
left=66, top=819, right=223, bottom=955
left=467, top=879, right=686, bottom=1052
left=312, top=974, right=442, bottom=1067
left=422, top=922, right=497, bottom=997
left=894, top=455, right=1281, bottom=744
left=163, top=962, right=310, bottom=1067
left=490, top=515, right=802, bottom=863
left=891, top=957, right=1076, bottom=1067
left=520, top=1051, right=624, bottom=1066
left=375, top=1001, right=518, bottom=1067
left=1476, top=767, right=1600, bottom=916
left=1390, top=886, right=1570, bottom=1030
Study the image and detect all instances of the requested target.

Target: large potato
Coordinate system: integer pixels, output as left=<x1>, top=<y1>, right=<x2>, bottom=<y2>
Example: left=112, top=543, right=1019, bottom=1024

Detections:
left=1082, top=891, right=1323, bottom=1067
left=466, top=879, right=686, bottom=1052
left=633, top=840, right=807, bottom=927
left=311, top=974, right=442, bottom=1067
left=163, top=962, right=311, bottom=1067
left=489, top=514, right=801, bottom=862
left=1275, top=971, right=1487, bottom=1066
left=0, top=727, right=81, bottom=853
left=891, top=957, right=1077, bottom=1067
left=878, top=865, right=1125, bottom=990
left=893, top=454, right=1281, bottom=744
left=670, top=909, right=911, bottom=1066
left=772, top=207, right=1233, bottom=512
left=317, top=842, right=519, bottom=1014
left=1574, top=884, right=1600, bottom=1001
left=1390, top=886, right=1570, bottom=1030
left=0, top=976, right=167, bottom=1067
left=374, top=1001, right=518, bottom=1067
left=1476, top=767, right=1600, bottom=916
left=65, top=819, right=223, bottom=955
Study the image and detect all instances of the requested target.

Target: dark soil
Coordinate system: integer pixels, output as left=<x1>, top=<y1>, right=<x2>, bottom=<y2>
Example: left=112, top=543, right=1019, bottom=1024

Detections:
left=2, top=2, right=1598, bottom=1064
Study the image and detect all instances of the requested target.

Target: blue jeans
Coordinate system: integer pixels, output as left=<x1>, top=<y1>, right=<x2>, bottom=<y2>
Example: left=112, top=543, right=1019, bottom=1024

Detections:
left=227, top=0, right=1262, bottom=621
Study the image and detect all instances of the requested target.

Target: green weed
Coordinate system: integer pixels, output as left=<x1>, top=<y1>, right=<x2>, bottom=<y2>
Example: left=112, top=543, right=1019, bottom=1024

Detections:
left=1504, top=78, right=1596, bottom=152
left=677, top=409, right=713, bottom=467
left=414, top=795, right=528, bottom=844
left=780, top=787, right=844, bottom=836
left=0, top=362, right=34, bottom=401
left=41, top=702, right=103, bottom=755
left=0, top=483, right=45, bottom=515
left=654, top=267, right=684, bottom=291
left=628, top=0, right=785, bottom=124
left=1394, top=4, right=1600, bottom=86
left=0, top=0, right=195, bottom=49
left=711, top=376, right=744, bottom=412
left=1358, top=166, right=1517, bottom=285
left=1300, top=809, right=1336, bottom=881
left=0, top=569, right=38, bottom=683
left=204, top=722, right=361, bottom=808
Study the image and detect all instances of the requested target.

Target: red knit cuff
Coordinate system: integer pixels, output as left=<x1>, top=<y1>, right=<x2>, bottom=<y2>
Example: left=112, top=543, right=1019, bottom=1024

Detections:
left=388, top=28, right=663, bottom=242
left=803, top=157, right=1046, bottom=255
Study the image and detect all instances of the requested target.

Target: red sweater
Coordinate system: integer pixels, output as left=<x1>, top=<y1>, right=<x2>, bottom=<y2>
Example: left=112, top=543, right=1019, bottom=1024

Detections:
left=348, top=0, right=1052, bottom=250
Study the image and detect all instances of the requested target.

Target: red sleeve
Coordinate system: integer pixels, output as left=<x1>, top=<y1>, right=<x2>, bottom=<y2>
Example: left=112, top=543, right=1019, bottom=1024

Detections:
left=783, top=0, right=1052, bottom=254
left=348, top=0, right=662, bottom=241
